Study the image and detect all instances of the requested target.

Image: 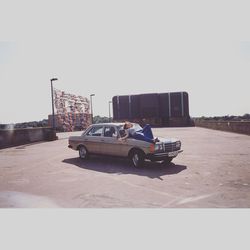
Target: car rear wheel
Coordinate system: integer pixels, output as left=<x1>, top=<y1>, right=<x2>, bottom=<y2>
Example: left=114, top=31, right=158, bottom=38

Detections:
left=78, top=145, right=89, bottom=160
left=130, top=150, right=145, bottom=168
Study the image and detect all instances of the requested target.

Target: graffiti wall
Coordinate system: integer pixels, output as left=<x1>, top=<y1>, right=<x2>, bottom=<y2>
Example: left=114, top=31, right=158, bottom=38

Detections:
left=49, top=89, right=91, bottom=131
left=54, top=88, right=90, bottom=115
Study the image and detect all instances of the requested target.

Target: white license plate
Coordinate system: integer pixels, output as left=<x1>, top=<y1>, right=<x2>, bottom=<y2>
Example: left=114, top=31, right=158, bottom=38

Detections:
left=168, top=151, right=178, bottom=157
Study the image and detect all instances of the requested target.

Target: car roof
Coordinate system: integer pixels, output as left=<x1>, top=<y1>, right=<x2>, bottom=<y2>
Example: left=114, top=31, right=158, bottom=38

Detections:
left=91, top=123, right=124, bottom=127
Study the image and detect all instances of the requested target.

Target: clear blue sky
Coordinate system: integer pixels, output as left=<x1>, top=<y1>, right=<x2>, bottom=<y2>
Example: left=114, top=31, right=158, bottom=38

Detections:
left=0, top=0, right=250, bottom=123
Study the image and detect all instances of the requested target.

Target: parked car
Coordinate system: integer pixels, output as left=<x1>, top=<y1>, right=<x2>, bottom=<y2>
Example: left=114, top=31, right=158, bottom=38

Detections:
left=68, top=123, right=183, bottom=167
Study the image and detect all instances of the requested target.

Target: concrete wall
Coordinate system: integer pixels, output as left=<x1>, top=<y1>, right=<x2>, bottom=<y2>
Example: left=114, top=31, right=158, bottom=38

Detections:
left=194, top=120, right=250, bottom=136
left=0, top=127, right=57, bottom=149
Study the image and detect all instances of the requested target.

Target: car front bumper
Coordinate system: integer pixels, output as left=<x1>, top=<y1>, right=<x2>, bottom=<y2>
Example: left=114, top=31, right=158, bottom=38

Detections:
left=147, top=150, right=183, bottom=161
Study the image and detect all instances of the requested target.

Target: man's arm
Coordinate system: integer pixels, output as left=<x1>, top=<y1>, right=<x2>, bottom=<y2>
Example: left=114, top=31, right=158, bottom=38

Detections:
left=119, top=130, right=129, bottom=141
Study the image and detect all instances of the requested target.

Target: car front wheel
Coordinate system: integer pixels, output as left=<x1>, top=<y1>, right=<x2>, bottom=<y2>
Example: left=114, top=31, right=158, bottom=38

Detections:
left=163, top=157, right=173, bottom=165
left=78, top=145, right=89, bottom=160
left=130, top=150, right=145, bottom=168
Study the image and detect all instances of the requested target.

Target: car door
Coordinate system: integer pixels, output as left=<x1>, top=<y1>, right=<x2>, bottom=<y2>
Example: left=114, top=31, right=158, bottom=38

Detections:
left=99, top=126, right=120, bottom=155
left=84, top=125, right=104, bottom=154
left=100, top=126, right=132, bottom=157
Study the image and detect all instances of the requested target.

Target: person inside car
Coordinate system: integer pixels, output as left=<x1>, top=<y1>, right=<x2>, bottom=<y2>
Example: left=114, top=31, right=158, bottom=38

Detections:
left=104, top=127, right=116, bottom=137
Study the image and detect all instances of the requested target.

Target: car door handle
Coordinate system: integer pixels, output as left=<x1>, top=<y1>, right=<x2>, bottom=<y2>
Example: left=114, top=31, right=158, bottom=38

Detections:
left=101, top=139, right=104, bottom=142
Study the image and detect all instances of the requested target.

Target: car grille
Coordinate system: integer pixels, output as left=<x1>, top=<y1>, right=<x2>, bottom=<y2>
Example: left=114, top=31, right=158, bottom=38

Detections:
left=164, top=142, right=180, bottom=152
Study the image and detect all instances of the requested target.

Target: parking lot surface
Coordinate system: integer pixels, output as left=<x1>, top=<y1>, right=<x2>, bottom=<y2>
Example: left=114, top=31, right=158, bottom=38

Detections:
left=0, top=127, right=250, bottom=208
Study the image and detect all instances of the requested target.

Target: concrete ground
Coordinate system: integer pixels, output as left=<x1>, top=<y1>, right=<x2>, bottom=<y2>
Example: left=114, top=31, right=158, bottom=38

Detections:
left=0, top=127, right=249, bottom=208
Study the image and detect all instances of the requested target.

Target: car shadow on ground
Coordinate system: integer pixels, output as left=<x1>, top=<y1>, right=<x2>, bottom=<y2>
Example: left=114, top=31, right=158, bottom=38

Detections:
left=62, top=156, right=187, bottom=180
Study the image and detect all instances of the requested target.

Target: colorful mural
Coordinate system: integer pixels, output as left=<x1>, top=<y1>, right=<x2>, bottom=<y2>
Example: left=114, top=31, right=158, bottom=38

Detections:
left=54, top=88, right=90, bottom=115
left=49, top=89, right=91, bottom=131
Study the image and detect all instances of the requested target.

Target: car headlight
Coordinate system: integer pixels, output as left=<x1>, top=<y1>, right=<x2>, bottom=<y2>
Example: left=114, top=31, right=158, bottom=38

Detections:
left=155, top=143, right=164, bottom=152
left=176, top=141, right=181, bottom=148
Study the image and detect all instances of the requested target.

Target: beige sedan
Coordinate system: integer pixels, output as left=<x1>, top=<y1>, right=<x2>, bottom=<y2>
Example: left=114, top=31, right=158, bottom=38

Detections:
left=68, top=123, right=183, bottom=167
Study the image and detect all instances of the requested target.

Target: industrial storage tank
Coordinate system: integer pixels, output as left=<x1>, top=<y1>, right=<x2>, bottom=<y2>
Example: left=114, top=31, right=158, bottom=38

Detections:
left=140, top=93, right=159, bottom=118
left=112, top=92, right=191, bottom=127
left=159, top=93, right=170, bottom=118
left=130, top=95, right=140, bottom=119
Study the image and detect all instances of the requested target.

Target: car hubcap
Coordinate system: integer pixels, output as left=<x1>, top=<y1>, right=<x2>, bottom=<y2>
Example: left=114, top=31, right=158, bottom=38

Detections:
left=79, top=147, right=86, bottom=158
left=132, top=153, right=139, bottom=166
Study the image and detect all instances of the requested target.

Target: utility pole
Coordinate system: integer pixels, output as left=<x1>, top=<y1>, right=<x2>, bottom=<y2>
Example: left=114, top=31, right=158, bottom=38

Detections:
left=50, top=78, right=58, bottom=130
left=90, top=94, right=95, bottom=124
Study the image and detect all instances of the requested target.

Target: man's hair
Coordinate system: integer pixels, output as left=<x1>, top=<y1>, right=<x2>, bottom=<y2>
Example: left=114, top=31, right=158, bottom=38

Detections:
left=123, top=121, right=130, bottom=130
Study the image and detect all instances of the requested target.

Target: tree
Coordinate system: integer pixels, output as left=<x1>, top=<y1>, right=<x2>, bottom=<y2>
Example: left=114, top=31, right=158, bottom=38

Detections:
left=242, top=114, right=250, bottom=120
left=93, top=116, right=110, bottom=124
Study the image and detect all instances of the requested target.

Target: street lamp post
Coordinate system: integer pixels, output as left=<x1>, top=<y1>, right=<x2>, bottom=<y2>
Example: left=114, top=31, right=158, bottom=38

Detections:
left=90, top=94, right=95, bottom=124
left=50, top=78, right=58, bottom=130
left=108, top=101, right=112, bottom=122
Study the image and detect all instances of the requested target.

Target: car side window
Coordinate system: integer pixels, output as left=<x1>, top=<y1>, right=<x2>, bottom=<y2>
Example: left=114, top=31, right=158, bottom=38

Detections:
left=104, top=126, right=117, bottom=137
left=86, top=126, right=103, bottom=136
left=119, top=129, right=126, bottom=137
